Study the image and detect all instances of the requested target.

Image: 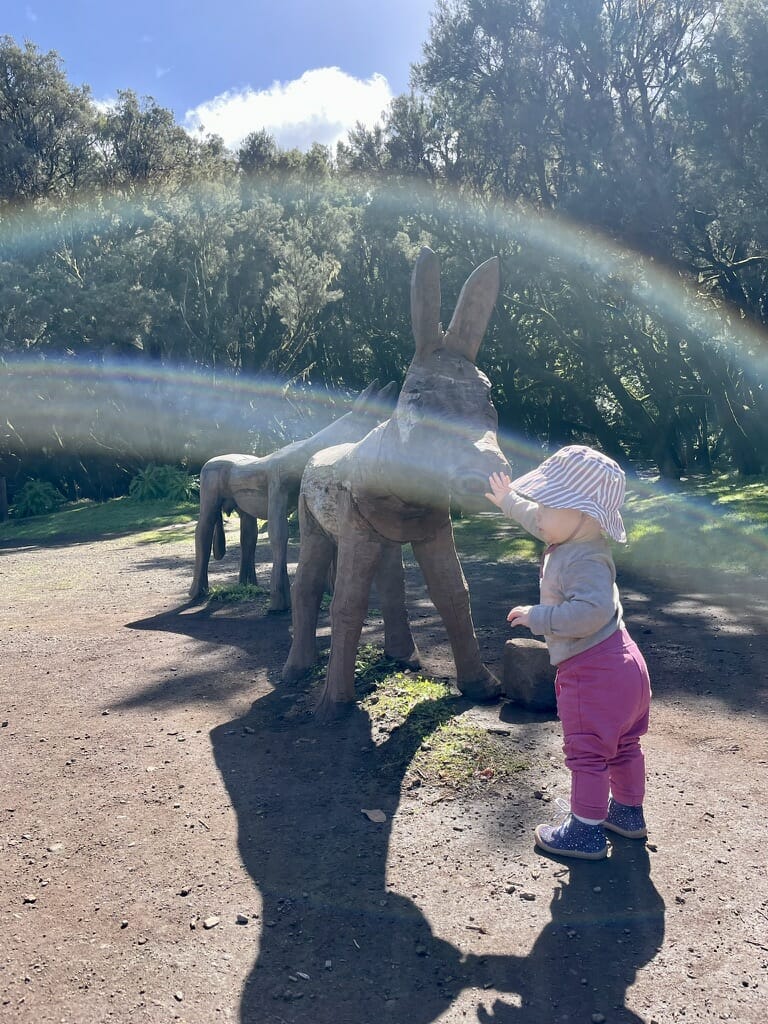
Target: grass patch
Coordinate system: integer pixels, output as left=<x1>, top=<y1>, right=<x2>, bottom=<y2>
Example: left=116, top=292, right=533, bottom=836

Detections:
left=620, top=473, right=768, bottom=576
left=0, top=496, right=199, bottom=546
left=135, top=521, right=197, bottom=545
left=206, top=583, right=266, bottom=603
left=453, top=513, right=539, bottom=563
left=350, top=645, right=528, bottom=790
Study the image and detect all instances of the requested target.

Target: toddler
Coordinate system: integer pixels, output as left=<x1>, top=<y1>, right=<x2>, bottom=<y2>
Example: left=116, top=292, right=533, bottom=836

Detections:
left=486, top=445, right=651, bottom=860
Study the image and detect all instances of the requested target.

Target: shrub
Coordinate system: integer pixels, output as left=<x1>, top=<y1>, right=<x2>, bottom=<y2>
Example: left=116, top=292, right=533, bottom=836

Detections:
left=12, top=479, right=66, bottom=518
left=128, top=464, right=198, bottom=503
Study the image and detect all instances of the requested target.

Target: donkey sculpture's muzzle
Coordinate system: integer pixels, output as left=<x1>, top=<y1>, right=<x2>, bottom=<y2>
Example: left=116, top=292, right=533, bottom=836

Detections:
left=458, top=471, right=493, bottom=496
left=453, top=458, right=510, bottom=514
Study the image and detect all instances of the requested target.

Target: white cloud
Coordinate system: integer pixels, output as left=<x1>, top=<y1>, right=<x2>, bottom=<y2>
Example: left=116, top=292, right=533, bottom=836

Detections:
left=184, top=66, right=392, bottom=152
left=25, top=5, right=38, bottom=21
left=92, top=96, right=118, bottom=114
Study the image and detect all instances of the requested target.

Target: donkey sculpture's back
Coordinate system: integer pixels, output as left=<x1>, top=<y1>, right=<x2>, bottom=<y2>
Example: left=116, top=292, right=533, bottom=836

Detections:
left=282, top=247, right=513, bottom=716
left=189, top=380, right=395, bottom=611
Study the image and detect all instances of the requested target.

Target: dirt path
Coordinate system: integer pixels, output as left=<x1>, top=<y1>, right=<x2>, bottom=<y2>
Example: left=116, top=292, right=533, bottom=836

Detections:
left=1, top=521, right=766, bottom=1023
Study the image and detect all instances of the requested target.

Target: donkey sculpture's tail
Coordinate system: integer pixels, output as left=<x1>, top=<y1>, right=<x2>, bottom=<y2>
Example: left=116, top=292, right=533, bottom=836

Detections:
left=211, top=507, right=227, bottom=561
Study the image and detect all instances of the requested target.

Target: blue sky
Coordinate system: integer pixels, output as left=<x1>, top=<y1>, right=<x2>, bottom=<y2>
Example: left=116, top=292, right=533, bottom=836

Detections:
left=7, top=0, right=435, bottom=150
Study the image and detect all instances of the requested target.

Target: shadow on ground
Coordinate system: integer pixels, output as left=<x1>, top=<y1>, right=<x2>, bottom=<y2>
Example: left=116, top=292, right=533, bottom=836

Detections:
left=122, top=556, right=666, bottom=1023
left=210, top=679, right=664, bottom=1024
left=124, top=528, right=768, bottom=1021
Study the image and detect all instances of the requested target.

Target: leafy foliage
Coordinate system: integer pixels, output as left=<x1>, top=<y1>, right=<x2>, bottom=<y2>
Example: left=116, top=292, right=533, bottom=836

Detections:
left=11, top=479, right=65, bottom=518
left=2, top=12, right=768, bottom=502
left=128, top=464, right=198, bottom=503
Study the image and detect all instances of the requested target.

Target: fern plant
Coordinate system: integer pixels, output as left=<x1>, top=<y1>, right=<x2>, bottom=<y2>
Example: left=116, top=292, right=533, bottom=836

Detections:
left=12, top=479, right=66, bottom=518
left=128, top=464, right=198, bottom=502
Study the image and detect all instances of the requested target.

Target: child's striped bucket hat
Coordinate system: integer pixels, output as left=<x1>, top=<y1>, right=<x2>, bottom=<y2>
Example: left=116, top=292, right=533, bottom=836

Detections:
left=510, top=445, right=627, bottom=543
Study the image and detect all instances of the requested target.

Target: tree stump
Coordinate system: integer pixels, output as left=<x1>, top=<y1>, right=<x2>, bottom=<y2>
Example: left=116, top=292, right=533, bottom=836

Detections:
left=502, top=637, right=556, bottom=712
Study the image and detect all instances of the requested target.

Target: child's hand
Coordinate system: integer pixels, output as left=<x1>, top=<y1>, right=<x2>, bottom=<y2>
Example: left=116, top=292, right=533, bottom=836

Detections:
left=507, top=605, right=532, bottom=629
left=486, top=472, right=512, bottom=509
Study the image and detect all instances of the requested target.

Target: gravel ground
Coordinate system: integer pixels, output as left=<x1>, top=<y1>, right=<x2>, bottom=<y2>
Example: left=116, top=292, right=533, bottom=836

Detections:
left=1, top=520, right=766, bottom=1023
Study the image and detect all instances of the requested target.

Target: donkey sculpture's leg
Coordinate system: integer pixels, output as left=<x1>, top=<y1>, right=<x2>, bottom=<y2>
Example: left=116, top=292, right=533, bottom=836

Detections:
left=238, top=512, right=259, bottom=587
left=318, top=497, right=385, bottom=716
left=266, top=481, right=291, bottom=613
left=189, top=476, right=222, bottom=599
left=412, top=520, right=501, bottom=701
left=375, top=543, right=420, bottom=668
left=282, top=496, right=335, bottom=683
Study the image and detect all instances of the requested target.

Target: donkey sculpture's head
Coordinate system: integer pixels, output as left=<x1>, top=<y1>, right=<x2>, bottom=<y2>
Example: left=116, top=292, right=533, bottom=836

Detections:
left=357, top=247, right=510, bottom=512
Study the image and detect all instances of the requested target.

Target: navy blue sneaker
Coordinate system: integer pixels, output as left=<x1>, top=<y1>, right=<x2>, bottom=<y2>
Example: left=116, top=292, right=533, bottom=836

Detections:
left=535, top=803, right=607, bottom=860
left=603, top=797, right=647, bottom=839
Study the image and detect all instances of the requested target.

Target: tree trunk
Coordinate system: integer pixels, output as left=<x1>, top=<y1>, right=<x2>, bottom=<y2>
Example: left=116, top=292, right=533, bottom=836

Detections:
left=690, top=346, right=765, bottom=476
left=515, top=358, right=634, bottom=472
left=582, top=345, right=684, bottom=478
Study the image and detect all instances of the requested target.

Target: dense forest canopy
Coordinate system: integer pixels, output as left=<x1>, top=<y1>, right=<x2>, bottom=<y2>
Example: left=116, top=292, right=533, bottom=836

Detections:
left=2, top=0, right=767, bottom=510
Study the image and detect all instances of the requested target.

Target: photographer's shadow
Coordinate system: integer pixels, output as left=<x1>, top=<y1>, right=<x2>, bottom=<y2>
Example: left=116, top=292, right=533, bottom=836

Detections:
left=213, top=681, right=491, bottom=1023
left=212, top=684, right=664, bottom=1024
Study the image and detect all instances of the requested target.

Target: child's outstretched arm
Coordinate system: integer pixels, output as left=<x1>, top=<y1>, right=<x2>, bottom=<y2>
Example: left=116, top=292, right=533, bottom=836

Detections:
left=486, top=473, right=546, bottom=540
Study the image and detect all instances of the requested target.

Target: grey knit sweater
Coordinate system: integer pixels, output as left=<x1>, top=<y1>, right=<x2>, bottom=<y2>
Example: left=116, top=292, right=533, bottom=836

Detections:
left=500, top=491, right=624, bottom=665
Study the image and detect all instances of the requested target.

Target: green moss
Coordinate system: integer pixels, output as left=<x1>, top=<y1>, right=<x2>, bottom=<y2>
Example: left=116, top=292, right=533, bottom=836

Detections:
left=354, top=646, right=528, bottom=789
left=414, top=717, right=525, bottom=788
left=206, top=583, right=266, bottom=603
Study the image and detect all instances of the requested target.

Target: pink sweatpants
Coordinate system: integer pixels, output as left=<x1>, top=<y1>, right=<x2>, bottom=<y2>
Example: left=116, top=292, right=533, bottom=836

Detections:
left=555, top=627, right=651, bottom=821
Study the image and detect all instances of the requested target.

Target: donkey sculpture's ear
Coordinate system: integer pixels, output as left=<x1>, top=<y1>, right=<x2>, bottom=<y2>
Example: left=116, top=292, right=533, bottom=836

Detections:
left=376, top=380, right=400, bottom=407
left=442, top=256, right=500, bottom=364
left=411, top=247, right=443, bottom=359
left=350, top=379, right=380, bottom=411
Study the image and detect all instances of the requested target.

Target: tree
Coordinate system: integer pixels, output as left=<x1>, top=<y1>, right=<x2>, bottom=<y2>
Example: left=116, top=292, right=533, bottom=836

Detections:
left=0, top=37, right=95, bottom=204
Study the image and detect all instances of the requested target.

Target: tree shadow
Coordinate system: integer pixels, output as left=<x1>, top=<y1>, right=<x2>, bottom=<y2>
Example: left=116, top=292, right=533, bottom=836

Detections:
left=210, top=680, right=665, bottom=1024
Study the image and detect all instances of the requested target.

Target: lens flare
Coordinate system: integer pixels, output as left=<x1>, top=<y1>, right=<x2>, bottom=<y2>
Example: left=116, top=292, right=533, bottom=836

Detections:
left=1, top=183, right=765, bottom=575
left=1, top=355, right=377, bottom=460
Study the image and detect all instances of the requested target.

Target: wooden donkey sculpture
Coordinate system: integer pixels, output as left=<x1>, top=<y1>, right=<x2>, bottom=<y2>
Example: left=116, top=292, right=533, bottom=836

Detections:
left=189, top=380, right=396, bottom=612
left=282, top=247, right=512, bottom=716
